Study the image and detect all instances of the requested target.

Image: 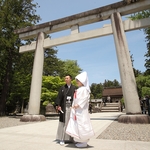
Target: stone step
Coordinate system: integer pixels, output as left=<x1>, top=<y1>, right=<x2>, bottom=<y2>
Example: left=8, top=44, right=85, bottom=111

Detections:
left=104, top=104, right=119, bottom=107
left=102, top=107, right=119, bottom=110
left=101, top=110, right=119, bottom=112
left=105, top=102, right=119, bottom=103
left=105, top=103, right=119, bottom=105
left=103, top=103, right=119, bottom=107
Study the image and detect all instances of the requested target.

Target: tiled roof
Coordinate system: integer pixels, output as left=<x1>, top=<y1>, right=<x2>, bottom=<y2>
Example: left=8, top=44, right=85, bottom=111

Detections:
left=102, top=87, right=123, bottom=97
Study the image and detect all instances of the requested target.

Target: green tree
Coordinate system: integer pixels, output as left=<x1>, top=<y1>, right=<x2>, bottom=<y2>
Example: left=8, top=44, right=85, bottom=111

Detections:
left=41, top=76, right=77, bottom=107
left=90, top=79, right=120, bottom=99
left=0, top=1, right=82, bottom=115
left=8, top=51, right=38, bottom=114
left=8, top=73, right=31, bottom=113
left=41, top=76, right=64, bottom=106
left=133, top=68, right=143, bottom=77
left=130, top=10, right=150, bottom=75
left=94, top=83, right=103, bottom=98
left=136, top=75, right=150, bottom=98
left=59, top=60, right=82, bottom=79
left=130, top=54, right=143, bottom=77
left=90, top=83, right=97, bottom=98
left=43, top=48, right=64, bottom=76
left=113, top=79, right=121, bottom=87
left=103, top=79, right=120, bottom=88
left=0, top=0, right=40, bottom=115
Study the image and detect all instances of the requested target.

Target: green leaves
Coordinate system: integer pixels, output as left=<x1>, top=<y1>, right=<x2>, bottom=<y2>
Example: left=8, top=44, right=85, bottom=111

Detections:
left=41, top=76, right=77, bottom=106
left=59, top=60, right=82, bottom=79
left=0, top=0, right=40, bottom=115
left=130, top=10, right=150, bottom=75
left=90, top=80, right=121, bottom=99
left=41, top=76, right=64, bottom=105
left=136, top=75, right=150, bottom=97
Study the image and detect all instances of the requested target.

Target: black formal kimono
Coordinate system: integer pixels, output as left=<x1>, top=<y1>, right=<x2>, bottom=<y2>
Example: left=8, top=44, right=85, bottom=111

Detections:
left=55, top=84, right=76, bottom=141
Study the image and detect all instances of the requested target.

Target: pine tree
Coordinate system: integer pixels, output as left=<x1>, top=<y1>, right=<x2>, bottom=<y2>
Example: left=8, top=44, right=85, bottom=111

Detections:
left=0, top=0, right=40, bottom=115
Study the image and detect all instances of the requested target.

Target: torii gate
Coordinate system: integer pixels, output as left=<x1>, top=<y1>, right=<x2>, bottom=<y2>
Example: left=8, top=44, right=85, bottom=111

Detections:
left=15, top=0, right=150, bottom=123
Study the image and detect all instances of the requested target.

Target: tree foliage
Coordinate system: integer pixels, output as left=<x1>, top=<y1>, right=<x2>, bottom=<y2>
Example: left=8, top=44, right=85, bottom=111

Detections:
left=103, top=79, right=120, bottom=87
left=90, top=79, right=121, bottom=99
left=41, top=76, right=64, bottom=106
left=40, top=59, right=81, bottom=107
left=90, top=83, right=103, bottom=99
left=43, top=49, right=64, bottom=76
left=3, top=1, right=150, bottom=115
left=130, top=10, right=150, bottom=75
left=41, top=76, right=77, bottom=107
left=129, top=10, right=150, bottom=99
left=59, top=60, right=82, bottom=79
left=0, top=0, right=40, bottom=115
left=136, top=75, right=150, bottom=98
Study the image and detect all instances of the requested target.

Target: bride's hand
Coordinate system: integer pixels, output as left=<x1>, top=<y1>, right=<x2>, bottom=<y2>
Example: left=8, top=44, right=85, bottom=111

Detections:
left=72, top=105, right=79, bottom=109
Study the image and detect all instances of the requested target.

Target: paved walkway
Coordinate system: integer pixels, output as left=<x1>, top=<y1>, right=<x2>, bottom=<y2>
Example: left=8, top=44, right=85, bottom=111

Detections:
left=0, top=112, right=149, bottom=150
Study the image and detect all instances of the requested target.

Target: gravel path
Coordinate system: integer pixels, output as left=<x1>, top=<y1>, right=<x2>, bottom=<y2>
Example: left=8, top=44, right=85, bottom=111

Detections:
left=0, top=116, right=150, bottom=142
left=0, top=116, right=34, bottom=129
left=98, top=119, right=150, bottom=142
left=0, top=116, right=58, bottom=129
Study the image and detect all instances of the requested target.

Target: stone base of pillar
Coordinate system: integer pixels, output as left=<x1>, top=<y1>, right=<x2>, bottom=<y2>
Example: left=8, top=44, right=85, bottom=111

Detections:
left=20, top=114, right=46, bottom=122
left=118, top=114, right=150, bottom=124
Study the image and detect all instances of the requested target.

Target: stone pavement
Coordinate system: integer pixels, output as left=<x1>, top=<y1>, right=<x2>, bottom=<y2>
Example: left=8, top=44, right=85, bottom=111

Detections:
left=0, top=112, right=150, bottom=150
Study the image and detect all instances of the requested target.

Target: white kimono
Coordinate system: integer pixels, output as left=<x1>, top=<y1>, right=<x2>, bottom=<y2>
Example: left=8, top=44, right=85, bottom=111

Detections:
left=66, top=86, right=95, bottom=142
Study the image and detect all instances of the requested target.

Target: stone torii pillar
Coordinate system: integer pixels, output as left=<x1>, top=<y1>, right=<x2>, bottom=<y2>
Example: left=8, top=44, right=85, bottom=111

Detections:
left=20, top=32, right=46, bottom=122
left=111, top=12, right=149, bottom=123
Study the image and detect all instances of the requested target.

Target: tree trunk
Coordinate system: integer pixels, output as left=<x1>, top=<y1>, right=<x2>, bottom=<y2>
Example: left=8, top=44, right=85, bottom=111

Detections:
left=0, top=49, right=12, bottom=116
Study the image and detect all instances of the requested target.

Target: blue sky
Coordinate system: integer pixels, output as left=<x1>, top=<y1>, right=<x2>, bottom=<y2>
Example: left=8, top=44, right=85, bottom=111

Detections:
left=33, top=0, right=147, bottom=84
